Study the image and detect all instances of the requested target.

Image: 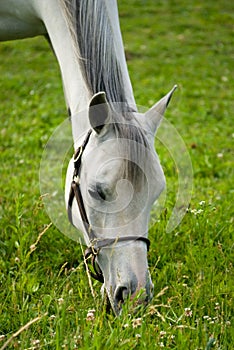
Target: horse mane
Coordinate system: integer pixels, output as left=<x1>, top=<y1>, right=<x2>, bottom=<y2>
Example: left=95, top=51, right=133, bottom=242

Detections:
left=60, top=0, right=150, bottom=184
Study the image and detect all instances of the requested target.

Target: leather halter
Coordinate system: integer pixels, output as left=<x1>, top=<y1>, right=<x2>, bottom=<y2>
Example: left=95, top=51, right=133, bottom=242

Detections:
left=67, top=129, right=150, bottom=283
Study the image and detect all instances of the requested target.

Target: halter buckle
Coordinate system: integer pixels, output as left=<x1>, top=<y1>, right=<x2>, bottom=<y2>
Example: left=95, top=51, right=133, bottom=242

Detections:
left=89, top=238, right=100, bottom=256
left=73, top=175, right=80, bottom=184
left=91, top=245, right=99, bottom=256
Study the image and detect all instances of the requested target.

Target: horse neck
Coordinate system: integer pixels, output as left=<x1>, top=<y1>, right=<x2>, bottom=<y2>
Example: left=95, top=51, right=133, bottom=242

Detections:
left=36, top=1, right=89, bottom=116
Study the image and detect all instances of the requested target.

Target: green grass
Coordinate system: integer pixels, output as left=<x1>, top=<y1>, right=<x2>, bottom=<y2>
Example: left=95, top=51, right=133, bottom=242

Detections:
left=0, top=0, right=233, bottom=349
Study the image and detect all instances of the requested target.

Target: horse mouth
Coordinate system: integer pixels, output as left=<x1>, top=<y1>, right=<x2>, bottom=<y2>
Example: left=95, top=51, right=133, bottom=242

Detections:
left=106, top=285, right=154, bottom=315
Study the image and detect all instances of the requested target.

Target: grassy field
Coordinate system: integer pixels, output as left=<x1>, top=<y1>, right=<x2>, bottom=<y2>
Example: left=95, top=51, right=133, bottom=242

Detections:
left=0, top=0, right=233, bottom=349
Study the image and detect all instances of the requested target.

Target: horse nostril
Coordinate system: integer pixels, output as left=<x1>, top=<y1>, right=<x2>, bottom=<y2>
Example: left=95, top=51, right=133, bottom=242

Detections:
left=114, top=286, right=130, bottom=305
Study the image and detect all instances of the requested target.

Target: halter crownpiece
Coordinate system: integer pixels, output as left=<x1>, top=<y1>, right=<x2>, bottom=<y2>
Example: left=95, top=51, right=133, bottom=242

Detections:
left=67, top=129, right=150, bottom=282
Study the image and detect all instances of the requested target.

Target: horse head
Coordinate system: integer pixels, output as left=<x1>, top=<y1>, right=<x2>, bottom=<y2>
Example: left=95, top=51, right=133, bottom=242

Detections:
left=66, top=86, right=176, bottom=314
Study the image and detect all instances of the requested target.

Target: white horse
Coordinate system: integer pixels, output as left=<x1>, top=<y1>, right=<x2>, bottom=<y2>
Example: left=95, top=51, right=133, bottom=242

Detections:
left=0, top=0, right=176, bottom=314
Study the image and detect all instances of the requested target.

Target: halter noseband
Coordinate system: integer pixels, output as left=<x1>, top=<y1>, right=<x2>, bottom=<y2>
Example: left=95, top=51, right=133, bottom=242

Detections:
left=67, top=129, right=150, bottom=283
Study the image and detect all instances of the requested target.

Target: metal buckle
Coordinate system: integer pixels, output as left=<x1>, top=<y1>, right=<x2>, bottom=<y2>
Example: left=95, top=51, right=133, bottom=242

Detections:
left=91, top=245, right=99, bottom=256
left=73, top=175, right=80, bottom=184
left=89, top=237, right=99, bottom=256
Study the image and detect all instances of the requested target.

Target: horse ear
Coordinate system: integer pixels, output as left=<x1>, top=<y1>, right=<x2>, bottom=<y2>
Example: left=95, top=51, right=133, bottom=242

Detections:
left=89, top=92, right=110, bottom=134
left=145, top=85, right=177, bottom=134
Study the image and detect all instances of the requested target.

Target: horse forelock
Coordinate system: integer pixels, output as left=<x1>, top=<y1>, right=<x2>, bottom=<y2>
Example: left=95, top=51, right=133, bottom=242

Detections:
left=111, top=110, right=150, bottom=187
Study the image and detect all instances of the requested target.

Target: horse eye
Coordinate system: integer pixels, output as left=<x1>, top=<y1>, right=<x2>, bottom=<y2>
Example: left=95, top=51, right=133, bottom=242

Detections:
left=88, top=185, right=106, bottom=201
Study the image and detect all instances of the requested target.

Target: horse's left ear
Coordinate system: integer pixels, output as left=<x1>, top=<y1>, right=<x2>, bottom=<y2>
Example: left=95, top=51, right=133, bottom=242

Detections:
left=145, top=85, right=177, bottom=134
left=89, top=92, right=110, bottom=134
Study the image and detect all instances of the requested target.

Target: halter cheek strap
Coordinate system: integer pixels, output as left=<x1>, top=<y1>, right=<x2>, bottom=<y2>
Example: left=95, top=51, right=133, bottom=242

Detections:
left=67, top=129, right=150, bottom=283
left=67, top=129, right=94, bottom=237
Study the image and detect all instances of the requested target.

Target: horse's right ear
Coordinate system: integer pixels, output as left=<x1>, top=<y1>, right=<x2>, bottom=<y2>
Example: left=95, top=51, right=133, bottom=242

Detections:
left=145, top=85, right=177, bottom=134
left=89, top=92, right=110, bottom=134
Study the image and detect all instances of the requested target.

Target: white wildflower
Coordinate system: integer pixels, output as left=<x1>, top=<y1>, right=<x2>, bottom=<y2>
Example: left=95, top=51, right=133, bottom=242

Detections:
left=190, top=208, right=203, bottom=215
left=57, top=298, right=64, bottom=305
left=160, top=331, right=167, bottom=337
left=86, top=309, right=95, bottom=321
left=132, top=317, right=142, bottom=328
left=184, top=307, right=192, bottom=317
left=217, top=152, right=223, bottom=158
left=203, top=315, right=211, bottom=320
left=31, top=339, right=40, bottom=348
